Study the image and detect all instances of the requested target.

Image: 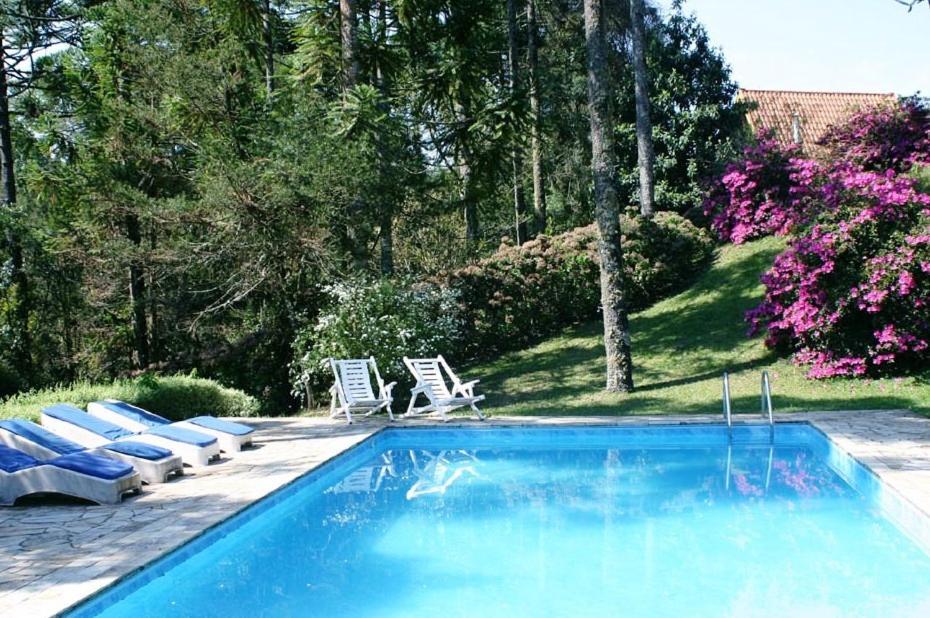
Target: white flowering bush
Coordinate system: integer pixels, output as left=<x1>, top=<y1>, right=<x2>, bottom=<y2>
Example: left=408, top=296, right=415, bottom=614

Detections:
left=290, top=279, right=464, bottom=404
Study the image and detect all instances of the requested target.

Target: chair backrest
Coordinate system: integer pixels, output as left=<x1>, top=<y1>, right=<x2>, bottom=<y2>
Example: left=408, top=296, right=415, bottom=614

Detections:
left=404, top=357, right=452, bottom=399
left=332, top=358, right=376, bottom=403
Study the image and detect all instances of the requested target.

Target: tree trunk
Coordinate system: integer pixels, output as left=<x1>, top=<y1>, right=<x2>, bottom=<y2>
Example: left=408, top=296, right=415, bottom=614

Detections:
left=125, top=214, right=150, bottom=369
left=506, top=0, right=527, bottom=245
left=455, top=97, right=479, bottom=245
left=583, top=0, right=633, bottom=392
left=376, top=0, right=394, bottom=276
left=147, top=228, right=159, bottom=363
left=262, top=0, right=274, bottom=96
left=340, top=0, right=369, bottom=271
left=379, top=212, right=393, bottom=275
left=0, top=39, right=31, bottom=375
left=340, top=0, right=359, bottom=91
left=460, top=153, right=479, bottom=244
left=629, top=0, right=655, bottom=218
left=526, top=0, right=547, bottom=235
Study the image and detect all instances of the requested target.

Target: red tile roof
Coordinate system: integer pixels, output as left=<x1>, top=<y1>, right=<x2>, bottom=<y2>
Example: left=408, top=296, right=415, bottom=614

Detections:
left=736, top=89, right=898, bottom=154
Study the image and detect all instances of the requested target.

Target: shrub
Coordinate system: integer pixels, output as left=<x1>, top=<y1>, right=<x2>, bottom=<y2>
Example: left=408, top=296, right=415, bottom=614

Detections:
left=746, top=167, right=930, bottom=378
left=818, top=98, right=930, bottom=173
left=442, top=212, right=714, bottom=358
left=0, top=363, right=23, bottom=399
left=0, top=374, right=260, bottom=422
left=703, top=130, right=813, bottom=244
left=289, top=280, right=463, bottom=403
left=290, top=213, right=713, bottom=402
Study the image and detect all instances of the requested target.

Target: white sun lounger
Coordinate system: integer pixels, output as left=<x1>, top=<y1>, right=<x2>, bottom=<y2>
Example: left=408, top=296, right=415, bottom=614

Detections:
left=41, top=404, right=220, bottom=467
left=403, top=355, right=486, bottom=421
left=329, top=357, right=396, bottom=424
left=1, top=444, right=141, bottom=506
left=0, top=419, right=183, bottom=484
left=87, top=400, right=254, bottom=453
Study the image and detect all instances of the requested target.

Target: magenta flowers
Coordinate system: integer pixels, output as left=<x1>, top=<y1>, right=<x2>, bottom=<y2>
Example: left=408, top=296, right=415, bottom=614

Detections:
left=710, top=99, right=930, bottom=378
left=704, top=130, right=812, bottom=244
left=746, top=167, right=930, bottom=377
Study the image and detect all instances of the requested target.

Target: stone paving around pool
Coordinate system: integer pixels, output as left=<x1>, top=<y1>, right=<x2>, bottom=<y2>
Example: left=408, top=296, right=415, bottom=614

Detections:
left=4, top=410, right=930, bottom=617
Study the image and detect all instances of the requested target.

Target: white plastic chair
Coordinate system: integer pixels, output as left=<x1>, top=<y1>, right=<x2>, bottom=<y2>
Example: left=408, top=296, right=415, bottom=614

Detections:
left=403, top=355, right=486, bottom=421
left=329, top=357, right=396, bottom=424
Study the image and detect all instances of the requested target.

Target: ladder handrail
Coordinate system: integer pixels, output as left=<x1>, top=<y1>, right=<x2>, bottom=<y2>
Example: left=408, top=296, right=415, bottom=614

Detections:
left=761, top=370, right=774, bottom=441
left=722, top=371, right=732, bottom=438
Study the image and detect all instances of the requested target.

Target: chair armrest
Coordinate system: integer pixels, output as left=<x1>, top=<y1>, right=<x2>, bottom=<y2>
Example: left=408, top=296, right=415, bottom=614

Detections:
left=381, top=381, right=397, bottom=398
left=453, top=379, right=480, bottom=397
left=410, top=384, right=431, bottom=394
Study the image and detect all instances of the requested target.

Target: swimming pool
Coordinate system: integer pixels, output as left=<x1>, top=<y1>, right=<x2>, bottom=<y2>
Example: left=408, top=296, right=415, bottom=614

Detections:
left=69, top=423, right=930, bottom=617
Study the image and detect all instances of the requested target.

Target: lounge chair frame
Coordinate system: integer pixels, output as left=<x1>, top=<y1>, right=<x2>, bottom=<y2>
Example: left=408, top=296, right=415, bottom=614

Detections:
left=329, top=357, right=396, bottom=424
left=42, top=411, right=219, bottom=468
left=403, top=355, right=486, bottom=421
left=0, top=423, right=183, bottom=485
left=88, top=400, right=252, bottom=454
left=1, top=458, right=141, bottom=506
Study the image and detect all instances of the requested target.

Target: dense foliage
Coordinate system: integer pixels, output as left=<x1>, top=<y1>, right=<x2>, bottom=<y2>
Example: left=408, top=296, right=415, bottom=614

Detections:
left=818, top=98, right=930, bottom=173
left=737, top=99, right=930, bottom=378
left=290, top=211, right=713, bottom=401
left=544, top=2, right=746, bottom=226
left=747, top=167, right=930, bottom=377
left=0, top=0, right=744, bottom=410
left=703, top=130, right=808, bottom=244
left=444, top=212, right=714, bottom=358
left=0, top=374, right=260, bottom=422
left=289, top=281, right=463, bottom=402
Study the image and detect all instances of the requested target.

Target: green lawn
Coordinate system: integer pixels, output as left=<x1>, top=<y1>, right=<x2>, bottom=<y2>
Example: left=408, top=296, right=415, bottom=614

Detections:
left=475, top=236, right=930, bottom=417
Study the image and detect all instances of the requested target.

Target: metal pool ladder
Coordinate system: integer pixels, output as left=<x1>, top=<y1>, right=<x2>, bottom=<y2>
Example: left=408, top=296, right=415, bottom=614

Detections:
left=721, top=371, right=775, bottom=442
left=760, top=370, right=775, bottom=442
left=722, top=371, right=733, bottom=439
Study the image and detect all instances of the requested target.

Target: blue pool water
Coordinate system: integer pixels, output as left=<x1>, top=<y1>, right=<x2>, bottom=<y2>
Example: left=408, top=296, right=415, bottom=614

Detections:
left=71, top=424, right=930, bottom=617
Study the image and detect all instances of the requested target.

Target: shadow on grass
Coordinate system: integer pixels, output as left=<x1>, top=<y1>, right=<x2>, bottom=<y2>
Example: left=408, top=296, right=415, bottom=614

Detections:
left=630, top=241, right=784, bottom=361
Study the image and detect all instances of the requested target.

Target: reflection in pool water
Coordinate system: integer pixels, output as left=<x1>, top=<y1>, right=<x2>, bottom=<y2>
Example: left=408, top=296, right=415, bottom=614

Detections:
left=81, top=427, right=930, bottom=618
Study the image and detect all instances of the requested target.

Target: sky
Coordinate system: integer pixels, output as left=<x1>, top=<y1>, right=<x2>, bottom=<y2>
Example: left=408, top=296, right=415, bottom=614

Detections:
left=656, top=0, right=930, bottom=95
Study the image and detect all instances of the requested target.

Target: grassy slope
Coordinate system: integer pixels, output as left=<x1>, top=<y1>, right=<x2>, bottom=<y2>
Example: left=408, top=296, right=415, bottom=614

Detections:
left=476, top=236, right=930, bottom=417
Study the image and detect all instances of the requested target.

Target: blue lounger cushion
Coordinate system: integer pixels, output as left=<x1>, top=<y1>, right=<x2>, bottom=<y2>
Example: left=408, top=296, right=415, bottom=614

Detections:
left=0, top=444, right=40, bottom=473
left=96, top=400, right=253, bottom=437
left=0, top=419, right=85, bottom=455
left=187, top=416, right=254, bottom=437
left=48, top=451, right=135, bottom=480
left=42, top=404, right=134, bottom=441
left=148, top=425, right=217, bottom=448
left=103, top=440, right=174, bottom=461
left=95, top=400, right=169, bottom=428
left=0, top=444, right=133, bottom=480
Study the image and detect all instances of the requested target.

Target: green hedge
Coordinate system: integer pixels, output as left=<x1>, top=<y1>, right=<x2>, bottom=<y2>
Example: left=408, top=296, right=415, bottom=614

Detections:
left=0, top=374, right=260, bottom=423
left=440, top=212, right=714, bottom=359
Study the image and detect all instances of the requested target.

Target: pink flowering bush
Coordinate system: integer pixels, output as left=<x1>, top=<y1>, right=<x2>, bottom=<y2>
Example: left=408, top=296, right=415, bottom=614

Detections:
left=703, top=130, right=815, bottom=244
left=818, top=98, right=930, bottom=173
left=746, top=167, right=930, bottom=377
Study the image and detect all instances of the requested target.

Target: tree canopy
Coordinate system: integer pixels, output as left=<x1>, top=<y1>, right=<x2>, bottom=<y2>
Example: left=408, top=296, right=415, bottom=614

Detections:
left=0, top=0, right=746, bottom=408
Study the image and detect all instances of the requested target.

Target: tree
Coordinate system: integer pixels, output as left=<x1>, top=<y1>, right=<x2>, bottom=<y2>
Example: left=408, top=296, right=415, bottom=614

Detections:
left=396, top=0, right=510, bottom=249
left=628, top=0, right=654, bottom=217
left=583, top=0, right=634, bottom=392
left=0, top=0, right=82, bottom=376
left=526, top=0, right=546, bottom=234
left=340, top=0, right=358, bottom=90
left=506, top=0, right=527, bottom=244
left=374, top=0, right=394, bottom=275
